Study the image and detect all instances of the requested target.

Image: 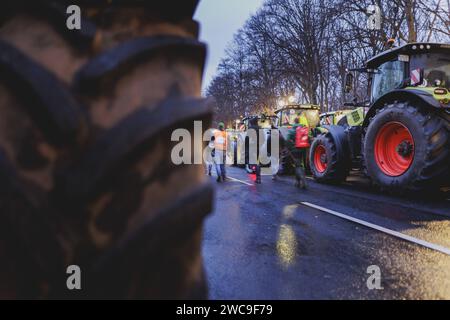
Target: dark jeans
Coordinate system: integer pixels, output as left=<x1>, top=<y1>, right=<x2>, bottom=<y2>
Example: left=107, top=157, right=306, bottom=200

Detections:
left=214, top=150, right=226, bottom=179
left=291, top=149, right=306, bottom=169
left=291, top=148, right=307, bottom=187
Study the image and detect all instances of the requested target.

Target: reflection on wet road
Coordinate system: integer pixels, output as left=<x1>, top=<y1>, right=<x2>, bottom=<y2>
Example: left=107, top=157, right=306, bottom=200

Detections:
left=277, top=224, right=297, bottom=269
left=202, top=166, right=450, bottom=299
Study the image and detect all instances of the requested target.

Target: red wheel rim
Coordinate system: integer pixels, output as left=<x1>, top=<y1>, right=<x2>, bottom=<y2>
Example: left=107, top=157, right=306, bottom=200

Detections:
left=374, top=122, right=414, bottom=177
left=314, top=145, right=327, bottom=173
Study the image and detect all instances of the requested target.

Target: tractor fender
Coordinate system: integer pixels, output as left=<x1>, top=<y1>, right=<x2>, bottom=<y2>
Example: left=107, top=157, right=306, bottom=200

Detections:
left=363, top=89, right=441, bottom=128
left=321, top=125, right=351, bottom=169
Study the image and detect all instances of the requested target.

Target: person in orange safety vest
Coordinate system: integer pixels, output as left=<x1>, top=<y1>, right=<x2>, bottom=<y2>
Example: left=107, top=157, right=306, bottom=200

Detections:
left=214, top=122, right=227, bottom=182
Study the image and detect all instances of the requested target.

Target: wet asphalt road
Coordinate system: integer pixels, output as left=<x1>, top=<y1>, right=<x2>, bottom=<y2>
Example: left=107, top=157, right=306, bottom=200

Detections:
left=202, top=166, right=450, bottom=300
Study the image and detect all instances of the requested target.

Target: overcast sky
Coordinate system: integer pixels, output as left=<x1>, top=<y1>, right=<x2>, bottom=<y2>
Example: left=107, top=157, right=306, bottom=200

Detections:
left=194, top=0, right=264, bottom=93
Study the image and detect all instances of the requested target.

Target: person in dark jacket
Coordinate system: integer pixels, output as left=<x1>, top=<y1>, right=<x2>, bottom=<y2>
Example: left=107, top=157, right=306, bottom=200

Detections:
left=286, top=117, right=309, bottom=189
left=246, top=117, right=262, bottom=184
left=267, top=124, right=285, bottom=180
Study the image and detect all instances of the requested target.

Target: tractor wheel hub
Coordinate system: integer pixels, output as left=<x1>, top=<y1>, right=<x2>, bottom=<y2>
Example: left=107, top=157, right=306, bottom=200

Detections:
left=396, top=141, right=413, bottom=158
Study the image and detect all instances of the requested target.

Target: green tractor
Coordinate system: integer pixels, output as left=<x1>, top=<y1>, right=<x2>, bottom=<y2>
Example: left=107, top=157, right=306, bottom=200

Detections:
left=230, top=114, right=278, bottom=173
left=309, top=42, right=450, bottom=193
left=275, top=104, right=321, bottom=174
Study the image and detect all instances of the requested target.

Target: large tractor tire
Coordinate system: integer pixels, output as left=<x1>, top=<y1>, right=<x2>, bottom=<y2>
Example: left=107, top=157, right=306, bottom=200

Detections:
left=363, top=102, right=450, bottom=193
left=0, top=1, right=213, bottom=299
left=309, top=134, right=350, bottom=183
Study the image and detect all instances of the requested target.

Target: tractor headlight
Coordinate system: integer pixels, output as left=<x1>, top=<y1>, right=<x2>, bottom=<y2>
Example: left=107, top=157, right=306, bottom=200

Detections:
left=434, top=88, right=447, bottom=95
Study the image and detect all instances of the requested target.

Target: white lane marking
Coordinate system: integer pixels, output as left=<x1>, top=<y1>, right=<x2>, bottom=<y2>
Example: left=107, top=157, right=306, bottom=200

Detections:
left=300, top=201, right=450, bottom=256
left=227, top=176, right=254, bottom=186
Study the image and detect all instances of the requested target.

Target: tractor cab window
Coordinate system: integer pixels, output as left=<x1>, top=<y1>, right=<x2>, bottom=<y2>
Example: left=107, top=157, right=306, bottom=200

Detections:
left=411, top=53, right=450, bottom=90
left=320, top=114, right=333, bottom=126
left=371, top=60, right=406, bottom=102
left=261, top=116, right=278, bottom=129
left=279, top=109, right=306, bottom=126
left=258, top=118, right=274, bottom=129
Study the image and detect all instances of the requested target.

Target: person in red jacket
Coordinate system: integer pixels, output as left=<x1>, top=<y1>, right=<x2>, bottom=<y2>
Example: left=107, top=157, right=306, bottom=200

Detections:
left=286, top=116, right=310, bottom=189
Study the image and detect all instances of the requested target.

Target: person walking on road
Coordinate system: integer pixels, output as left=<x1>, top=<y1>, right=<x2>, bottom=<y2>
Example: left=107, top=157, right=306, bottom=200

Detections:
left=205, top=134, right=215, bottom=176
left=246, top=117, right=262, bottom=184
left=267, top=124, right=284, bottom=181
left=214, top=122, right=227, bottom=182
left=286, top=115, right=310, bottom=189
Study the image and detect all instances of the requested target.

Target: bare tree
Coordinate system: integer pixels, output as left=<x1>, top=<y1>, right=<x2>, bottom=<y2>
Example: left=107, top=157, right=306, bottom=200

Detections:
left=206, top=0, right=450, bottom=119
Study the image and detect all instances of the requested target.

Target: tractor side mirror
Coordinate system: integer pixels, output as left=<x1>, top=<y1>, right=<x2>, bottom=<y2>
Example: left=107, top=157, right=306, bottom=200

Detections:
left=345, top=73, right=354, bottom=93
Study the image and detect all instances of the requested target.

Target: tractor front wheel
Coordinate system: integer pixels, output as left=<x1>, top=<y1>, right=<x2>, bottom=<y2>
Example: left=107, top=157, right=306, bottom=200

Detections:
left=363, top=102, right=449, bottom=193
left=309, top=134, right=349, bottom=183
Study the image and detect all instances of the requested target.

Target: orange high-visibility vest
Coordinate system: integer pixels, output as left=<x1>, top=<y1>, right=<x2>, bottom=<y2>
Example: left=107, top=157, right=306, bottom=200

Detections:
left=214, top=130, right=227, bottom=151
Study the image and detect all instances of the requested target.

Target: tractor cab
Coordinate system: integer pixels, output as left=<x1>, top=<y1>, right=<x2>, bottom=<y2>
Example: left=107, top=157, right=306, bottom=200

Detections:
left=241, top=114, right=278, bottom=130
left=345, top=43, right=450, bottom=108
left=231, top=114, right=278, bottom=171
left=275, top=104, right=320, bottom=141
left=369, top=43, right=450, bottom=104
left=275, top=104, right=320, bottom=128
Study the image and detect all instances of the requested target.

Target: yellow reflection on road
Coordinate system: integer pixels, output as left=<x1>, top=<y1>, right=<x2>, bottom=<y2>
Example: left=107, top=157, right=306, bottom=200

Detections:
left=277, top=224, right=297, bottom=268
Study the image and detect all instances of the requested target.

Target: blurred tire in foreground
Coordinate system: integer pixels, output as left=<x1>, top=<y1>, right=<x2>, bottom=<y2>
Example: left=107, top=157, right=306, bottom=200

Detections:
left=0, top=0, right=213, bottom=299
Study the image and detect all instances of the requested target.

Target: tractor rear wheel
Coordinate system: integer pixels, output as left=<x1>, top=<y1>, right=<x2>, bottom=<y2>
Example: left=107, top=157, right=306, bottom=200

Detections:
left=309, top=134, right=349, bottom=183
left=363, top=102, right=449, bottom=193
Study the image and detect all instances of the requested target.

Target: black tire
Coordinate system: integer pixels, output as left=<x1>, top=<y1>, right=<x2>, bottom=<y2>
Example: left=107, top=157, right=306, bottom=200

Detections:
left=363, top=101, right=449, bottom=193
left=0, top=1, right=211, bottom=299
left=309, top=134, right=349, bottom=183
